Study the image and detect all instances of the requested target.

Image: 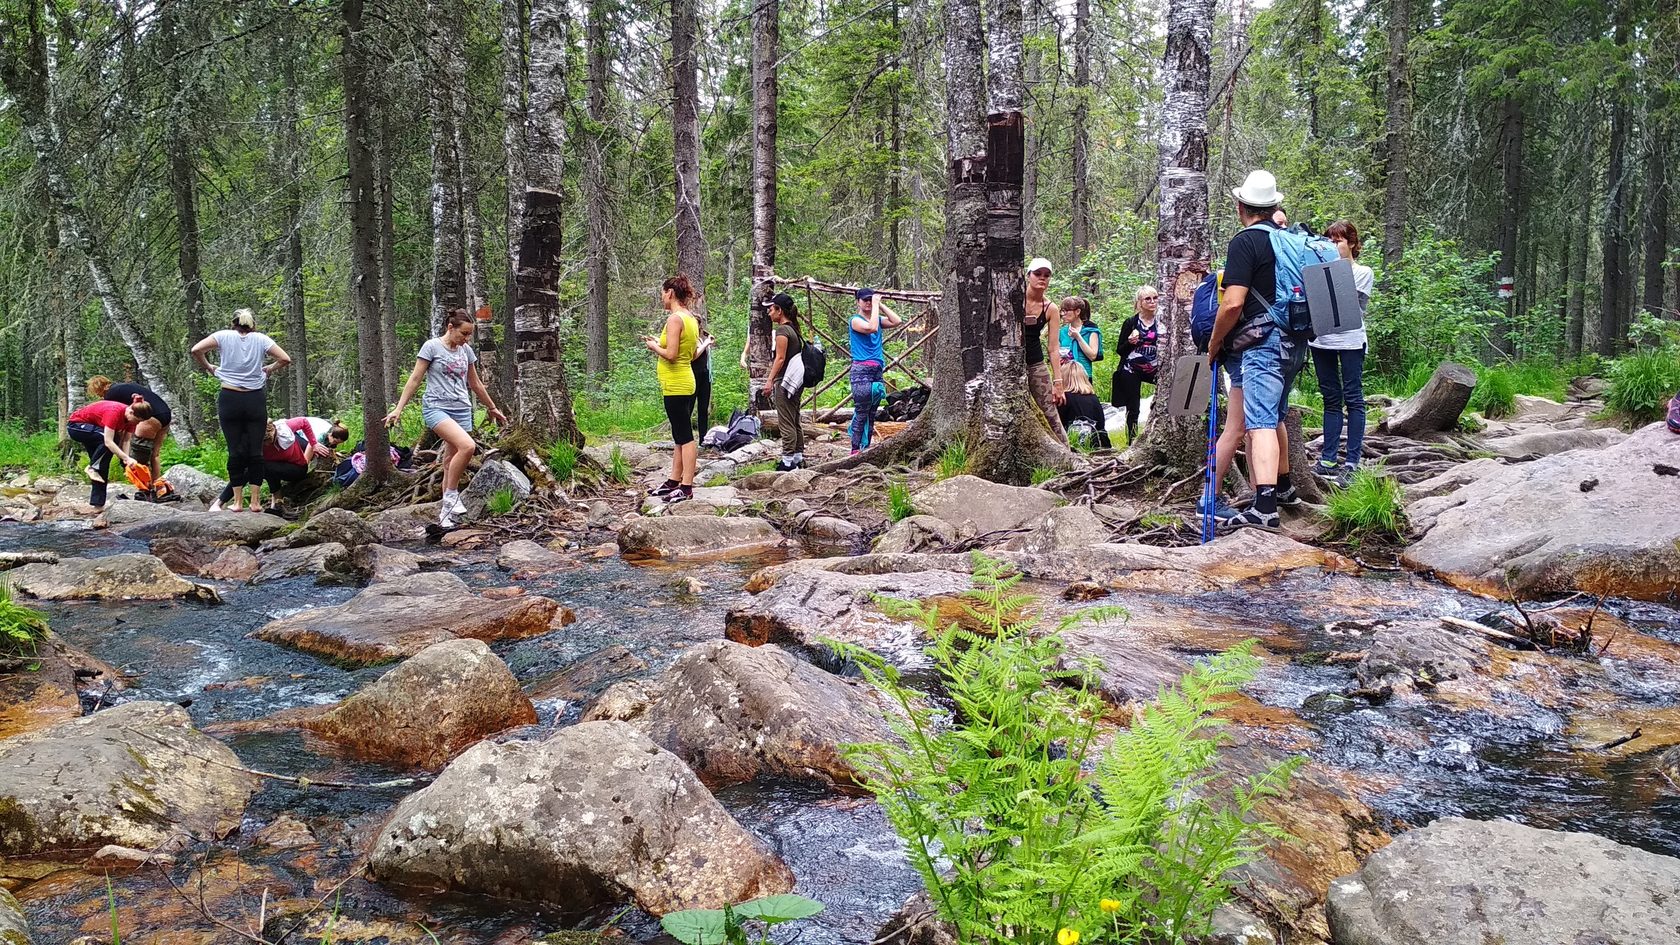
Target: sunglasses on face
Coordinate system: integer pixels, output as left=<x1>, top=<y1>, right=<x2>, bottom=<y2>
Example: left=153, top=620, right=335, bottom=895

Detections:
left=1031, top=270, right=1051, bottom=277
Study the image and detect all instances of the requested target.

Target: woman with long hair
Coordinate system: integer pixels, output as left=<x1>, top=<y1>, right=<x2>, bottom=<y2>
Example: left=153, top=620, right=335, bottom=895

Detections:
left=1056, top=295, right=1102, bottom=383
left=1056, top=359, right=1111, bottom=449
left=88, top=376, right=173, bottom=486
left=1112, top=284, right=1162, bottom=443
left=384, top=309, right=509, bottom=528
left=1310, top=220, right=1375, bottom=480
left=643, top=274, right=701, bottom=502
left=191, top=308, right=291, bottom=512
left=261, top=417, right=351, bottom=515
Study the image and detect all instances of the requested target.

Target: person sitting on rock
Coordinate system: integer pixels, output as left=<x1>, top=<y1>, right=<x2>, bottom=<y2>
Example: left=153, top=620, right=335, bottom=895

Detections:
left=1056, top=358, right=1111, bottom=450
left=67, top=398, right=153, bottom=510
left=261, top=417, right=350, bottom=516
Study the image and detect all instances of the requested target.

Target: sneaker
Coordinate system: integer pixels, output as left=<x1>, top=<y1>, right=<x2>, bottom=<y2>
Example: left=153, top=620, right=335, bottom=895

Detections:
left=1197, top=494, right=1240, bottom=520
left=776, top=456, right=803, bottom=472
left=84, top=465, right=104, bottom=484
left=1275, top=483, right=1301, bottom=506
left=647, top=479, right=679, bottom=498
left=666, top=485, right=694, bottom=504
left=1220, top=507, right=1280, bottom=531
left=444, top=491, right=468, bottom=516
left=439, top=509, right=458, bottom=529
left=1338, top=464, right=1358, bottom=489
left=1313, top=460, right=1340, bottom=477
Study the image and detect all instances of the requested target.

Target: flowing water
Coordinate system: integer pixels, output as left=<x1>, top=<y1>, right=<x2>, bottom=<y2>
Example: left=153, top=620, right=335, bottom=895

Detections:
left=5, top=519, right=1680, bottom=943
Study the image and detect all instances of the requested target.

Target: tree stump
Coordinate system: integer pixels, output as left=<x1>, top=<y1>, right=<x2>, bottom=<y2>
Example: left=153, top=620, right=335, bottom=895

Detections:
left=1381, top=361, right=1477, bottom=438
left=1283, top=407, right=1325, bottom=502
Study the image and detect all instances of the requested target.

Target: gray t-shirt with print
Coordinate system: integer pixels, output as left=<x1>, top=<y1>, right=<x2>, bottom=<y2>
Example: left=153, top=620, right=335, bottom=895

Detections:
left=417, top=337, right=477, bottom=410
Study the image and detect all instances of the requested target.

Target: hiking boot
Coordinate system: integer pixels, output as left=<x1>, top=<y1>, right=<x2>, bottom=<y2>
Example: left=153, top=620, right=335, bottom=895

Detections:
left=1274, top=483, right=1301, bottom=506
left=647, top=479, right=679, bottom=498
left=1219, top=507, right=1280, bottom=531
left=775, top=456, right=802, bottom=472
left=84, top=465, right=105, bottom=484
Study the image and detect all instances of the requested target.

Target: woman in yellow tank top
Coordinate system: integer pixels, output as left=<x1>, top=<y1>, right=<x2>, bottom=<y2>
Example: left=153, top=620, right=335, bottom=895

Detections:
left=642, top=273, right=701, bottom=502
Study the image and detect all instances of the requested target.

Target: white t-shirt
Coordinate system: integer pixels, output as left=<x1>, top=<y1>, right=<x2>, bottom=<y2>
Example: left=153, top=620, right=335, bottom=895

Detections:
left=1310, top=262, right=1374, bottom=351
left=212, top=329, right=276, bottom=389
left=274, top=417, right=333, bottom=451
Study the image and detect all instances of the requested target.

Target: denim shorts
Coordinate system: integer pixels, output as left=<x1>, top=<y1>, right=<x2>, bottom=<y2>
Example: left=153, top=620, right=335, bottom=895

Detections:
left=1238, top=329, right=1285, bottom=429
left=1221, top=349, right=1245, bottom=388
left=422, top=404, right=474, bottom=432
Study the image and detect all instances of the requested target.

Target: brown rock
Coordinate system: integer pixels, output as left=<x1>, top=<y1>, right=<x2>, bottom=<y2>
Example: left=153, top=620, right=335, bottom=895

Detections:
left=253, top=815, right=318, bottom=850
left=85, top=844, right=174, bottom=873
left=150, top=538, right=260, bottom=582
left=2, top=553, right=219, bottom=602
left=618, top=514, right=783, bottom=560
left=303, top=639, right=536, bottom=769
left=530, top=645, right=648, bottom=702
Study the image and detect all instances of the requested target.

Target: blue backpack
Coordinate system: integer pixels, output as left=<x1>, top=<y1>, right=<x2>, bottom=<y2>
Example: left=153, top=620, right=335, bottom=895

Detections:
left=1246, top=223, right=1340, bottom=338
left=1190, top=270, right=1221, bottom=353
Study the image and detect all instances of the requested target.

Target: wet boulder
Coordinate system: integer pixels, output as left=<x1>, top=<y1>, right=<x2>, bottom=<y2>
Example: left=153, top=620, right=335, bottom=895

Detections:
left=368, top=503, right=442, bottom=544
left=0, top=889, right=28, bottom=942
left=150, top=538, right=260, bottom=582
left=1353, top=620, right=1491, bottom=696
left=111, top=505, right=288, bottom=545
left=304, top=639, right=536, bottom=769
left=618, top=514, right=783, bottom=560
left=1326, top=817, right=1680, bottom=945
left=250, top=572, right=562, bottom=667
left=726, top=561, right=973, bottom=664
left=461, top=459, right=531, bottom=522
left=0, top=701, right=255, bottom=855
left=346, top=543, right=426, bottom=583
left=873, top=515, right=963, bottom=554
left=583, top=640, right=894, bottom=793
left=911, top=475, right=1062, bottom=536
left=250, top=542, right=352, bottom=584
left=2, top=553, right=217, bottom=603
left=497, top=539, right=567, bottom=574
left=1405, top=422, right=1680, bottom=601
left=368, top=720, right=794, bottom=915
left=161, top=464, right=227, bottom=504
left=264, top=508, right=376, bottom=550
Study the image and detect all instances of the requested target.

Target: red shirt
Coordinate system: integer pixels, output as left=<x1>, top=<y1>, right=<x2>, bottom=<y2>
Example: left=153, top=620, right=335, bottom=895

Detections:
left=69, top=400, right=133, bottom=432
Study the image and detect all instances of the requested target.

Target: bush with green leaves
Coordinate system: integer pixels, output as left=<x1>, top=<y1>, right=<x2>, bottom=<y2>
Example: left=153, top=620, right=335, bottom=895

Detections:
left=1605, top=347, right=1680, bottom=424
left=660, top=894, right=824, bottom=945
left=836, top=554, right=1295, bottom=945
left=887, top=480, right=915, bottom=522
left=1364, top=233, right=1501, bottom=378
left=1326, top=468, right=1406, bottom=542
left=0, top=585, right=50, bottom=658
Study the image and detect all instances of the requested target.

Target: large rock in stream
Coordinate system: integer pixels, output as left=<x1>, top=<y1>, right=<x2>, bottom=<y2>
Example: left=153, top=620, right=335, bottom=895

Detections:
left=368, top=720, right=794, bottom=915
left=1, top=553, right=217, bottom=602
left=1326, top=817, right=1680, bottom=945
left=0, top=701, right=255, bottom=855
left=618, top=514, right=783, bottom=560
left=106, top=503, right=288, bottom=544
left=583, top=640, right=895, bottom=793
left=250, top=572, right=564, bottom=667
left=1405, top=422, right=1680, bottom=601
left=261, top=507, right=376, bottom=550
left=303, top=639, right=536, bottom=769
left=0, top=888, right=29, bottom=945
left=910, top=475, right=1062, bottom=536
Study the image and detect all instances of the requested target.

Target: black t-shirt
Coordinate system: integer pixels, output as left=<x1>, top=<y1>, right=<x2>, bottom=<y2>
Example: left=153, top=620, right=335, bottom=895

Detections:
left=105, top=382, right=171, bottom=425
left=1023, top=298, right=1052, bottom=366
left=1058, top=392, right=1112, bottom=448
left=1223, top=222, right=1279, bottom=320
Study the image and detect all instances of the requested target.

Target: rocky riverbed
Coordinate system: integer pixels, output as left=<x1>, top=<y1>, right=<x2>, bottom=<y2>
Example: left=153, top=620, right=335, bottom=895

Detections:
left=2, top=407, right=1679, bottom=945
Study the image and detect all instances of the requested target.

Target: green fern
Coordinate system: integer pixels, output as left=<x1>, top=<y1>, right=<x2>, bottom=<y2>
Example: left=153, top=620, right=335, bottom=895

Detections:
left=835, top=555, right=1292, bottom=945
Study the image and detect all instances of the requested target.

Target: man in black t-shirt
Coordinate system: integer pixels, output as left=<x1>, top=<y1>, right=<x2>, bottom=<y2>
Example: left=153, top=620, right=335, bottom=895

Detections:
left=1206, top=170, right=1289, bottom=529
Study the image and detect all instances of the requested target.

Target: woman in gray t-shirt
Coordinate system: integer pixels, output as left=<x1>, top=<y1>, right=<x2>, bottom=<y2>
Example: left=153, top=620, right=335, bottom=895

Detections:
left=191, top=308, right=292, bottom=512
left=384, top=309, right=509, bottom=529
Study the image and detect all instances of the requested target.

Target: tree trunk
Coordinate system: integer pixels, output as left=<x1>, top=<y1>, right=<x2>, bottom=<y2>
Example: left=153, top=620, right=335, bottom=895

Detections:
left=746, top=0, right=778, bottom=402
left=427, top=0, right=469, bottom=332
left=1143, top=0, right=1215, bottom=472
left=500, top=0, right=528, bottom=401
left=0, top=2, right=193, bottom=445
left=376, top=98, right=401, bottom=398
left=162, top=5, right=210, bottom=436
left=514, top=0, right=581, bottom=445
left=1642, top=121, right=1669, bottom=321
left=885, top=0, right=903, bottom=286
left=584, top=0, right=612, bottom=376
left=342, top=0, right=391, bottom=483
left=279, top=40, right=309, bottom=416
left=1494, top=92, right=1522, bottom=356
left=1380, top=0, right=1412, bottom=268
left=1070, top=0, right=1091, bottom=264
left=672, top=0, right=706, bottom=315
left=1568, top=121, right=1594, bottom=357
left=1382, top=361, right=1476, bottom=437
left=1599, top=0, right=1632, bottom=356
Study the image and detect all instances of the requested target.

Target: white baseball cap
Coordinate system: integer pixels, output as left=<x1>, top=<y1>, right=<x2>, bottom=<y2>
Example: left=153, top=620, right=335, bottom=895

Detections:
left=1027, top=257, right=1054, bottom=275
left=1232, top=170, right=1283, bottom=208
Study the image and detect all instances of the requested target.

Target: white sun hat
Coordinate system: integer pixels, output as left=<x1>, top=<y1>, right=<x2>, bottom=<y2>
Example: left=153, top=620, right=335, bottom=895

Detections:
left=1027, top=257, right=1054, bottom=275
left=1232, top=170, right=1283, bottom=208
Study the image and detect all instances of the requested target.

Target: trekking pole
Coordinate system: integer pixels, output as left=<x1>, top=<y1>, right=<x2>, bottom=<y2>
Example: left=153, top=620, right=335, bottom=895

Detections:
left=1201, top=362, right=1222, bottom=545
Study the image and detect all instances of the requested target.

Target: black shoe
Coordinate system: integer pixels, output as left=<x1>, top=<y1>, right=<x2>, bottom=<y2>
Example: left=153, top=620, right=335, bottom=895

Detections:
left=666, top=485, right=694, bottom=504
left=1219, top=507, right=1280, bottom=531
left=1275, top=484, right=1301, bottom=506
left=647, top=479, right=679, bottom=498
left=775, top=457, right=803, bottom=472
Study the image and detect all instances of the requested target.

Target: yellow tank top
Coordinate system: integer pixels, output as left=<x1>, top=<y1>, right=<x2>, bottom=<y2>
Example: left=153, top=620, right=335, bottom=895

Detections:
left=655, top=311, right=699, bottom=396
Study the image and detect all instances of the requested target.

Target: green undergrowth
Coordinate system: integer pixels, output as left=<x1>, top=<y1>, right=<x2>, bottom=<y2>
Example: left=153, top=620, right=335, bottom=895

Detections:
left=486, top=487, right=517, bottom=517
left=886, top=481, right=914, bottom=521
left=0, top=425, right=65, bottom=476
left=935, top=439, right=969, bottom=480
left=1325, top=467, right=1406, bottom=543
left=1605, top=347, right=1680, bottom=424
left=0, top=586, right=50, bottom=658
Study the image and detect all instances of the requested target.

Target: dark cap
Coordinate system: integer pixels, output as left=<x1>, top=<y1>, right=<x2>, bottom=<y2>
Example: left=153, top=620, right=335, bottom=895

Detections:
left=855, top=287, right=875, bottom=301
left=763, top=292, right=797, bottom=315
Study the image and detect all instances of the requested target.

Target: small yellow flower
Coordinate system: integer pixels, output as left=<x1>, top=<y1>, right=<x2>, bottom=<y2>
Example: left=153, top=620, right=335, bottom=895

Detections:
left=1058, top=928, right=1080, bottom=945
left=1099, top=899, right=1121, bottom=914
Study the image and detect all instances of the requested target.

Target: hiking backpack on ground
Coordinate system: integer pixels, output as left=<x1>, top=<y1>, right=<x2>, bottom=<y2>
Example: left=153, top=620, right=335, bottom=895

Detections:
left=704, top=409, right=762, bottom=452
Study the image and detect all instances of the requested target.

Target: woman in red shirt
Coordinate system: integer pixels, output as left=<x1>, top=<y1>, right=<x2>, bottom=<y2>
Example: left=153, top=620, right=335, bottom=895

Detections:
left=66, top=399, right=153, bottom=509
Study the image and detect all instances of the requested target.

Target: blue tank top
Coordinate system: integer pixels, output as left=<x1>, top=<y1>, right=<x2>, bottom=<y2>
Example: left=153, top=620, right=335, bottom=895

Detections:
left=849, top=322, right=886, bottom=365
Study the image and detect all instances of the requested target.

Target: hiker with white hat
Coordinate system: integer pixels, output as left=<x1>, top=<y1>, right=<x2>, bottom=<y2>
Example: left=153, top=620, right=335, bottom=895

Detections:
left=1023, top=257, right=1067, bottom=439
left=1203, top=169, right=1294, bottom=530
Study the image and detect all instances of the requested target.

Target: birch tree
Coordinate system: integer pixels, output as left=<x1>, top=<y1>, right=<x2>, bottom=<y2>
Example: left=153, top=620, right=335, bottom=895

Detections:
left=426, top=0, right=469, bottom=333
left=746, top=0, right=778, bottom=400
left=584, top=0, right=612, bottom=376
left=672, top=0, right=706, bottom=313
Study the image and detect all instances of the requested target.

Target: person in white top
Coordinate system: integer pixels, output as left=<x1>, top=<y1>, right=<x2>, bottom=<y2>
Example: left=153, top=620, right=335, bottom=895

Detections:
left=191, top=308, right=291, bottom=512
left=1309, top=220, right=1374, bottom=480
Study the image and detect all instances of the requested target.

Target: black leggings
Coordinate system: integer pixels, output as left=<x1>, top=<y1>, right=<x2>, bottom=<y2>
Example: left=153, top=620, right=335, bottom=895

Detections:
left=217, top=387, right=268, bottom=493
left=68, top=423, right=113, bottom=508
left=664, top=394, right=696, bottom=446
left=1112, top=370, right=1147, bottom=440
left=263, top=460, right=309, bottom=496
left=691, top=350, right=712, bottom=436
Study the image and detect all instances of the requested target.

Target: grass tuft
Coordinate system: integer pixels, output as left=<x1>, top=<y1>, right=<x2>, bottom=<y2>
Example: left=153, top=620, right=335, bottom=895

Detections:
left=1325, top=467, right=1406, bottom=542
left=486, top=487, right=517, bottom=517
left=0, top=585, right=50, bottom=658
left=887, top=481, right=915, bottom=522
left=1470, top=365, right=1518, bottom=419
left=935, top=440, right=969, bottom=480
left=607, top=446, right=632, bottom=484
left=1029, top=466, right=1057, bottom=485
left=546, top=439, right=580, bottom=482
left=1605, top=348, right=1680, bottom=424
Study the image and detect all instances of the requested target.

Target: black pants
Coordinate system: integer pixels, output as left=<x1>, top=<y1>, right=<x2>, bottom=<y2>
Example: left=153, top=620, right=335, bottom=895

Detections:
left=217, top=387, right=268, bottom=494
left=263, top=460, right=309, bottom=497
left=1112, top=370, right=1148, bottom=440
left=691, top=350, right=712, bottom=437
left=68, top=423, right=112, bottom=508
left=664, top=394, right=697, bottom=446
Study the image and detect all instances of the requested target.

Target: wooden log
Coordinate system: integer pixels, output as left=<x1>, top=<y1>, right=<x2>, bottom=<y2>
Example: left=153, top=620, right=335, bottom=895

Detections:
left=1381, top=361, right=1477, bottom=437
